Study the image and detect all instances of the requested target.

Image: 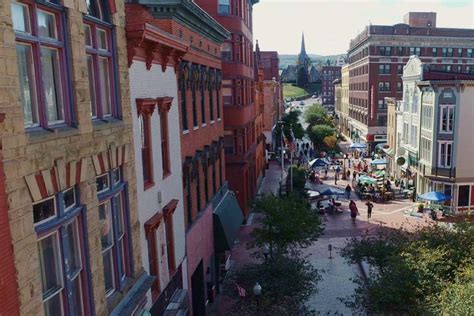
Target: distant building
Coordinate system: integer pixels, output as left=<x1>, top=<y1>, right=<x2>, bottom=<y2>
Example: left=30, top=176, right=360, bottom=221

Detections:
left=335, top=55, right=346, bottom=67
left=336, top=64, right=350, bottom=135
left=347, top=11, right=474, bottom=152
left=321, top=66, right=341, bottom=105
left=309, top=65, right=321, bottom=82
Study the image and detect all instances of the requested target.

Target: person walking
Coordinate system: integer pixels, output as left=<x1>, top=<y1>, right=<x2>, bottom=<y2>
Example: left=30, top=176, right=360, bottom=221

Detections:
left=349, top=200, right=359, bottom=223
left=345, top=184, right=352, bottom=199
left=365, top=199, right=374, bottom=220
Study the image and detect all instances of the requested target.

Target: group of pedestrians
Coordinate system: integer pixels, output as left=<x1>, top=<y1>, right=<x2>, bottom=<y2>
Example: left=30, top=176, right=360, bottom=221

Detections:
left=348, top=199, right=374, bottom=222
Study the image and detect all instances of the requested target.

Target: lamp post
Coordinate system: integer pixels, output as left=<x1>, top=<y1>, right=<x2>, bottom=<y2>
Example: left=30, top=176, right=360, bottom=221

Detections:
left=253, top=282, right=262, bottom=308
left=342, top=154, right=348, bottom=180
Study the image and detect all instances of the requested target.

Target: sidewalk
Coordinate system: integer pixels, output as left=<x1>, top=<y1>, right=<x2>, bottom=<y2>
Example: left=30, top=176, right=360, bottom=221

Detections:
left=206, top=161, right=283, bottom=316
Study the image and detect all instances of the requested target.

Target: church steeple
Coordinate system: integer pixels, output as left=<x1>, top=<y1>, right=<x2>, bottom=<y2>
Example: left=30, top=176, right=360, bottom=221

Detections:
left=300, top=32, right=306, bottom=55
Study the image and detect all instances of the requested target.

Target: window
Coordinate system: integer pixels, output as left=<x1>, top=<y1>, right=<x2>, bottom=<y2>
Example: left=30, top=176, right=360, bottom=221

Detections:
left=12, top=0, right=70, bottom=128
left=397, top=64, right=403, bottom=75
left=440, top=105, right=455, bottom=133
left=410, top=47, right=421, bottom=56
left=397, top=46, right=404, bottom=56
left=378, top=82, right=390, bottom=92
left=379, top=46, right=391, bottom=56
left=85, top=0, right=116, bottom=119
left=438, top=141, right=453, bottom=168
left=457, top=48, right=463, bottom=57
left=201, top=84, right=206, bottom=125
left=378, top=64, right=390, bottom=74
left=179, top=74, right=188, bottom=131
left=442, top=48, right=453, bottom=57
left=397, top=82, right=402, bottom=91
left=420, top=137, right=431, bottom=161
left=97, top=169, right=130, bottom=297
left=218, top=0, right=231, bottom=15
left=139, top=115, right=153, bottom=187
left=216, top=84, right=221, bottom=119
left=468, top=48, right=474, bottom=58
left=203, top=162, right=209, bottom=203
left=159, top=107, right=171, bottom=177
left=377, top=99, right=386, bottom=109
left=421, top=105, right=433, bottom=130
left=403, top=123, right=409, bottom=143
left=192, top=88, right=197, bottom=127
left=209, top=86, right=214, bottom=122
left=163, top=201, right=177, bottom=274
left=410, top=125, right=418, bottom=147
left=34, top=187, right=89, bottom=316
left=432, top=47, right=438, bottom=57
left=221, top=42, right=232, bottom=61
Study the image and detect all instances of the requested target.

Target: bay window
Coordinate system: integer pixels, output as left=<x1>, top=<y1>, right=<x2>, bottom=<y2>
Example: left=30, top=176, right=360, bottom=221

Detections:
left=12, top=0, right=70, bottom=128
left=34, top=186, right=90, bottom=315
left=218, top=0, right=231, bottom=15
left=97, top=168, right=131, bottom=297
left=84, top=0, right=117, bottom=119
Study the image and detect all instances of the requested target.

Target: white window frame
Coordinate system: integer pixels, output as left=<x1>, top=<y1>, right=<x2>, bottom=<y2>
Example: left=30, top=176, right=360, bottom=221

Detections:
left=438, top=141, right=453, bottom=168
left=439, top=105, right=455, bottom=134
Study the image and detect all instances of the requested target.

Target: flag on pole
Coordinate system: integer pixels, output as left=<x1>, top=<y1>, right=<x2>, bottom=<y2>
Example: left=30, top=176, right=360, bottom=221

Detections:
left=236, top=283, right=246, bottom=297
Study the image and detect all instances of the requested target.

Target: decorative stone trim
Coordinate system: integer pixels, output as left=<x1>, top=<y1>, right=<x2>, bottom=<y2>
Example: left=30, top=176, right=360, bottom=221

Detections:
left=163, top=199, right=179, bottom=218
left=136, top=98, right=157, bottom=117
left=157, top=97, right=174, bottom=113
left=24, top=158, right=88, bottom=202
left=92, top=144, right=129, bottom=176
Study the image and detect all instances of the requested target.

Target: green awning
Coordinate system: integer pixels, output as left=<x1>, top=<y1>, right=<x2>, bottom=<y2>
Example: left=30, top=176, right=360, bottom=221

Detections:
left=382, top=147, right=395, bottom=156
left=213, top=191, right=244, bottom=253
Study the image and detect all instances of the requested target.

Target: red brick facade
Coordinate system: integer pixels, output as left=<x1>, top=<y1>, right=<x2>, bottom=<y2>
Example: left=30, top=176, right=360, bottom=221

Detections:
left=196, top=0, right=262, bottom=217
left=348, top=12, right=474, bottom=151
left=0, top=116, right=20, bottom=316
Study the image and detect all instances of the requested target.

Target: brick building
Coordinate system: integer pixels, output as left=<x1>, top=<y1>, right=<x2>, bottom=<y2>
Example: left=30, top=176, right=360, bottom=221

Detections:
left=1, top=1, right=151, bottom=315
left=255, top=43, right=284, bottom=152
left=0, top=115, right=20, bottom=316
left=347, top=11, right=474, bottom=152
left=195, top=0, right=264, bottom=217
left=321, top=66, right=341, bottom=105
left=125, top=2, right=243, bottom=315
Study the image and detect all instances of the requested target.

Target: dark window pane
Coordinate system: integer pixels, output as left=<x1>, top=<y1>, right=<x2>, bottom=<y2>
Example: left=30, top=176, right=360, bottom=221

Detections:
left=458, top=185, right=469, bottom=207
left=96, top=174, right=109, bottom=192
left=33, top=197, right=56, bottom=223
left=63, top=187, right=76, bottom=211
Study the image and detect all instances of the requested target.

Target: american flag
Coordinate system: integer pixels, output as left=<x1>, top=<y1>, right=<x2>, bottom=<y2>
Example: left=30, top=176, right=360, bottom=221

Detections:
left=236, top=283, right=246, bottom=297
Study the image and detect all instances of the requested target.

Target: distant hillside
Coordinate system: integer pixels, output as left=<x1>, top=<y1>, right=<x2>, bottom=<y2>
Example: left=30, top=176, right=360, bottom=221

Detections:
left=279, top=54, right=346, bottom=70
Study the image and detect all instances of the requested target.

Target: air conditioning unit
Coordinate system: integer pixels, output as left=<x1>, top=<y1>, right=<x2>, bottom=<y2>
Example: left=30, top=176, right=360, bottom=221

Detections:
left=163, top=289, right=189, bottom=316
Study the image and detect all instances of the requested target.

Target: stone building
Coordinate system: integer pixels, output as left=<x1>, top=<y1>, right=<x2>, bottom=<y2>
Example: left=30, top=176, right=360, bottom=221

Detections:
left=347, top=11, right=474, bottom=152
left=1, top=0, right=151, bottom=315
left=196, top=0, right=264, bottom=217
left=400, top=56, right=474, bottom=214
left=384, top=97, right=400, bottom=179
left=339, top=64, right=350, bottom=135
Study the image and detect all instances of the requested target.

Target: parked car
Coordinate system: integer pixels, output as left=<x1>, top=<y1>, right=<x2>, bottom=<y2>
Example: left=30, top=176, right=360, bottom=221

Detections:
left=299, top=101, right=305, bottom=105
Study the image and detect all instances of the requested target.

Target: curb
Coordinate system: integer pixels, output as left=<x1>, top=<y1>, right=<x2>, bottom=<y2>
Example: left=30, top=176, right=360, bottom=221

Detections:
left=356, top=260, right=369, bottom=285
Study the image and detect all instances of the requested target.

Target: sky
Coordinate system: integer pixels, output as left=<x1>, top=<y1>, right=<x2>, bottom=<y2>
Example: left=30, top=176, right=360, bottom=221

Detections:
left=252, top=0, right=474, bottom=56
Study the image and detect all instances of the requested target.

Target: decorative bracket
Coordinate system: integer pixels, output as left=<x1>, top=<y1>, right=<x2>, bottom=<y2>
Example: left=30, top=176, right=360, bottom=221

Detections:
left=136, top=98, right=157, bottom=117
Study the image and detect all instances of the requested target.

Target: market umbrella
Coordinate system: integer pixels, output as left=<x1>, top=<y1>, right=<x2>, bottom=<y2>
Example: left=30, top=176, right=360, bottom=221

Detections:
left=370, top=158, right=387, bottom=165
left=309, top=158, right=329, bottom=168
left=349, top=143, right=366, bottom=149
left=306, top=190, right=321, bottom=199
left=374, top=170, right=386, bottom=177
left=418, top=191, right=452, bottom=202
left=358, top=176, right=377, bottom=185
left=317, top=186, right=345, bottom=196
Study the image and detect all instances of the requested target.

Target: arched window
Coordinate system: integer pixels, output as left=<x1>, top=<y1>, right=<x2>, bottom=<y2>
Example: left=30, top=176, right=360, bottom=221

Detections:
left=84, top=0, right=116, bottom=119
left=12, top=0, right=71, bottom=128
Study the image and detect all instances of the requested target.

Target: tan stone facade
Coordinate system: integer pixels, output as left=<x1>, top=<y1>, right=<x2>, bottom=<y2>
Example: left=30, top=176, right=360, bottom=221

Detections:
left=0, top=1, right=144, bottom=315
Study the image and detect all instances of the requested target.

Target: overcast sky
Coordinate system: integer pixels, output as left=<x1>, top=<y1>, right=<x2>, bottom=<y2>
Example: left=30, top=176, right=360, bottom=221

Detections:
left=252, top=0, right=474, bottom=56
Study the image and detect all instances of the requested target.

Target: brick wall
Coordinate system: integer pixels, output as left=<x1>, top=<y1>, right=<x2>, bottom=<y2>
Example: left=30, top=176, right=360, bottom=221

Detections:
left=0, top=1, right=142, bottom=314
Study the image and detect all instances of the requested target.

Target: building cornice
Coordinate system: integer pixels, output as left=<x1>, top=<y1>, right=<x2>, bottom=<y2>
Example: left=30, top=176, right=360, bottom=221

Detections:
left=139, top=0, right=230, bottom=44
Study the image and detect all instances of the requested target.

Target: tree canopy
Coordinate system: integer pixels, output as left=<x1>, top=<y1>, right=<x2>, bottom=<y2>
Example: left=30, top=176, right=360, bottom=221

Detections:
left=304, top=103, right=333, bottom=127
left=340, top=223, right=474, bottom=314
left=307, top=124, right=336, bottom=149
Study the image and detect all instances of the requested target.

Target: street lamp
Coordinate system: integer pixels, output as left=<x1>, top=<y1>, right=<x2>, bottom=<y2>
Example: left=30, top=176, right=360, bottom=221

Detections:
left=262, top=244, right=270, bottom=261
left=253, top=282, right=262, bottom=307
left=342, top=154, right=348, bottom=180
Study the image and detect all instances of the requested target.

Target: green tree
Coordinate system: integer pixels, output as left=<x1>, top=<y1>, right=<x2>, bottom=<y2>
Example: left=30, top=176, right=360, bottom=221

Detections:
left=223, top=256, right=320, bottom=315
left=340, top=223, right=474, bottom=314
left=286, top=165, right=306, bottom=196
left=250, top=194, right=323, bottom=257
left=304, top=103, right=332, bottom=127
left=275, top=110, right=304, bottom=145
left=307, top=124, right=335, bottom=149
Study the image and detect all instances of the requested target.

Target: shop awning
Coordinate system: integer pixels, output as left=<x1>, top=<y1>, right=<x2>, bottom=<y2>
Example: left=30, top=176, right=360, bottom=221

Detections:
left=382, top=147, right=395, bottom=156
left=213, top=191, right=244, bottom=253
